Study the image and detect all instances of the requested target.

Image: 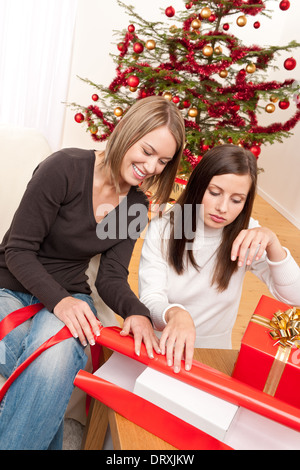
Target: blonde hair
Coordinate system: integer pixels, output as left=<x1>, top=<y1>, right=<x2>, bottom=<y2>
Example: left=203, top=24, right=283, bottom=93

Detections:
left=103, top=96, right=185, bottom=204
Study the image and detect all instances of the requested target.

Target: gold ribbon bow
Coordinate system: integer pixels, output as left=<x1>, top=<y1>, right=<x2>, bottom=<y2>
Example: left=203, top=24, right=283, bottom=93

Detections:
left=268, top=307, right=300, bottom=349
left=251, top=307, right=300, bottom=396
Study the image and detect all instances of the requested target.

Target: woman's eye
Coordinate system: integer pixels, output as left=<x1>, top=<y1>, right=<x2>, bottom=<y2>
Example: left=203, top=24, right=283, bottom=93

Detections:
left=209, top=190, right=220, bottom=197
left=232, top=199, right=242, bottom=204
left=143, top=148, right=151, bottom=156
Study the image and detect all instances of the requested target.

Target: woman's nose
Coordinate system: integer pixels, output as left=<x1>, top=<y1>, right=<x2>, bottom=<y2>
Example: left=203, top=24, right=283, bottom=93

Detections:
left=216, top=197, right=228, bottom=213
left=143, top=157, right=158, bottom=175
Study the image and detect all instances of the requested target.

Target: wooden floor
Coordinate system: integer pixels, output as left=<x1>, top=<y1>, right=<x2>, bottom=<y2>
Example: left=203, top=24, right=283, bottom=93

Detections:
left=128, top=194, right=300, bottom=350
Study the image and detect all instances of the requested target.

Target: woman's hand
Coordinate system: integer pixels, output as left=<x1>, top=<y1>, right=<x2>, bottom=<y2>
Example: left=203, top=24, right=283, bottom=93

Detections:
left=160, top=306, right=196, bottom=373
left=53, top=296, right=101, bottom=346
left=231, top=226, right=286, bottom=267
left=120, top=315, right=161, bottom=358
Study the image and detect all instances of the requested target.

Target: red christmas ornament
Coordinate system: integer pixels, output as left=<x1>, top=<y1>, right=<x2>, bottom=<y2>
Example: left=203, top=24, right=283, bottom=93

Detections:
left=133, top=42, right=144, bottom=54
left=284, top=57, right=296, bottom=70
left=128, top=24, right=135, bottom=32
left=279, top=100, right=290, bottom=110
left=279, top=0, right=290, bottom=10
left=250, top=145, right=261, bottom=158
left=127, top=75, right=140, bottom=87
left=223, top=23, right=229, bottom=31
left=117, top=42, right=124, bottom=52
left=185, top=2, right=193, bottom=9
left=92, top=94, right=99, bottom=102
left=253, top=21, right=260, bottom=29
left=74, top=113, right=84, bottom=123
left=172, top=96, right=180, bottom=104
left=165, top=6, right=175, bottom=17
left=183, top=100, right=190, bottom=108
left=208, top=14, right=216, bottom=22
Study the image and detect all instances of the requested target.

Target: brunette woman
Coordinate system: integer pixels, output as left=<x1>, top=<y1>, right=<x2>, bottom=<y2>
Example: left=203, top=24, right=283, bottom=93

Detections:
left=139, top=144, right=300, bottom=373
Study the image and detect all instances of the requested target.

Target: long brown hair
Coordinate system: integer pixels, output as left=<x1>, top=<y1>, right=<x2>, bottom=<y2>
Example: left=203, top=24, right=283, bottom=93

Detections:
left=103, top=96, right=185, bottom=204
left=167, top=144, right=258, bottom=291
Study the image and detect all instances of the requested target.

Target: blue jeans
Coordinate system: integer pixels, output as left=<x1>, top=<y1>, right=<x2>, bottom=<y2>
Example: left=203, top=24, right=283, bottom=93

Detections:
left=0, top=288, right=96, bottom=450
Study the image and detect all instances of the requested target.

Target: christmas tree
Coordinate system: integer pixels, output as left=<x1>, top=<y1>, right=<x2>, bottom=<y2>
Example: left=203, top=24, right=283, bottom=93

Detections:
left=71, top=0, right=300, bottom=176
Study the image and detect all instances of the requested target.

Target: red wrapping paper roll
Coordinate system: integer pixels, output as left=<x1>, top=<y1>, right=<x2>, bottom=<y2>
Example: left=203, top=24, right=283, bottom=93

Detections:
left=74, top=370, right=232, bottom=450
left=94, top=326, right=300, bottom=433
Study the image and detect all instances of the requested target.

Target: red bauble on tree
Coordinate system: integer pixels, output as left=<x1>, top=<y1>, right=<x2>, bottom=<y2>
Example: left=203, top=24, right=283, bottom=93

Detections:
left=284, top=57, right=297, bottom=70
left=165, top=6, right=175, bottom=17
left=127, top=75, right=140, bottom=87
left=128, top=24, right=135, bottom=33
left=92, top=94, right=99, bottom=101
left=74, top=113, right=84, bottom=123
left=279, top=100, right=290, bottom=109
left=133, top=42, right=144, bottom=54
left=279, top=1, right=290, bottom=10
left=250, top=145, right=261, bottom=158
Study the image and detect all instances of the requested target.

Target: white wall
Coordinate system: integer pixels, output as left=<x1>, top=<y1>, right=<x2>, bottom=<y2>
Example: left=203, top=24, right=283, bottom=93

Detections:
left=62, top=0, right=300, bottom=228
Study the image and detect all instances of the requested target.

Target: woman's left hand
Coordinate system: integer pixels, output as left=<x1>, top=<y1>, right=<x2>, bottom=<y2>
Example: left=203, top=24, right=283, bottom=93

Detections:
left=231, top=226, right=286, bottom=266
left=120, top=315, right=161, bottom=358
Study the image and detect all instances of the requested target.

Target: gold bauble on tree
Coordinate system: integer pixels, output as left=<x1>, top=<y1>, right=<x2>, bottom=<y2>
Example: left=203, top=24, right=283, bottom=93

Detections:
left=214, top=46, right=223, bottom=55
left=270, top=95, right=279, bottom=103
left=163, top=91, right=173, bottom=101
left=191, top=19, right=201, bottom=30
left=114, top=107, right=123, bottom=117
left=236, top=15, right=247, bottom=27
left=200, top=7, right=212, bottom=19
left=169, top=25, right=177, bottom=33
left=219, top=69, right=228, bottom=78
left=202, top=45, right=213, bottom=57
left=265, top=103, right=276, bottom=113
left=188, top=107, right=198, bottom=118
left=246, top=63, right=256, bottom=74
left=129, top=86, right=137, bottom=92
left=145, top=39, right=156, bottom=50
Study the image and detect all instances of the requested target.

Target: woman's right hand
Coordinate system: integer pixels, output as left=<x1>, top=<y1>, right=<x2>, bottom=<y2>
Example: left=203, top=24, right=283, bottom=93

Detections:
left=53, top=296, right=101, bottom=346
left=160, top=306, right=196, bottom=373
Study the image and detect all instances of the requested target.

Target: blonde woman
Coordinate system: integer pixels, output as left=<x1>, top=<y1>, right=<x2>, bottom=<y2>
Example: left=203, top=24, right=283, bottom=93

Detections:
left=0, top=96, right=185, bottom=449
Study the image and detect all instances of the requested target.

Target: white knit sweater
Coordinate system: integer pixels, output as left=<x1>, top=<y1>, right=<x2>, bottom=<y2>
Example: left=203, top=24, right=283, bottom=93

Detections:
left=139, top=215, right=300, bottom=349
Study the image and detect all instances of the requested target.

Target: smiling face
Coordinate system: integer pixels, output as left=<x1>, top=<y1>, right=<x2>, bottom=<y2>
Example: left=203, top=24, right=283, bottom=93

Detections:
left=119, top=125, right=177, bottom=188
left=201, top=173, right=252, bottom=229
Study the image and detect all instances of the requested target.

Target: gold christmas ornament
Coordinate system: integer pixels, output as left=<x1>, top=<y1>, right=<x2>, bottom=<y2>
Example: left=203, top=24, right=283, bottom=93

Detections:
left=214, top=46, right=223, bottom=55
left=246, top=63, right=256, bottom=74
left=145, top=39, right=156, bottom=50
left=270, top=95, right=279, bottom=103
left=129, top=86, right=137, bottom=92
left=265, top=103, right=276, bottom=113
left=200, top=7, right=212, bottom=19
left=236, top=15, right=247, bottom=27
left=219, top=69, right=228, bottom=78
left=114, top=107, right=123, bottom=117
left=202, top=45, right=213, bottom=57
left=188, top=107, right=198, bottom=117
left=90, top=126, right=98, bottom=134
left=163, top=91, right=173, bottom=101
left=169, top=25, right=177, bottom=33
left=191, top=19, right=201, bottom=30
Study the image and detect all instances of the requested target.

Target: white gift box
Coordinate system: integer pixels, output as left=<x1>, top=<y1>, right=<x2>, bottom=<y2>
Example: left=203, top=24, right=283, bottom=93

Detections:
left=94, top=352, right=300, bottom=450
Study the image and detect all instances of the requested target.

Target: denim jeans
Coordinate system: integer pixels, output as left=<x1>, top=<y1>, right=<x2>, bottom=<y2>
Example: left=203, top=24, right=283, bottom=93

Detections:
left=0, top=288, right=96, bottom=450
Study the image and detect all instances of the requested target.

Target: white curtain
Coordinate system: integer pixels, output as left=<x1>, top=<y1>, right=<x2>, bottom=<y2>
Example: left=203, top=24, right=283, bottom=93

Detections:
left=0, top=0, right=78, bottom=150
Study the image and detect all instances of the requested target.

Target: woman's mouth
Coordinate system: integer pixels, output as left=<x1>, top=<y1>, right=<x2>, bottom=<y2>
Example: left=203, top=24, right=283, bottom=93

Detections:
left=209, top=214, right=226, bottom=223
left=132, top=164, right=147, bottom=180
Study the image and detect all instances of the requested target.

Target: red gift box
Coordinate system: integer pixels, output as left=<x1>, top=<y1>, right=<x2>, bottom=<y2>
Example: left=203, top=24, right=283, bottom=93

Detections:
left=232, top=295, right=300, bottom=409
